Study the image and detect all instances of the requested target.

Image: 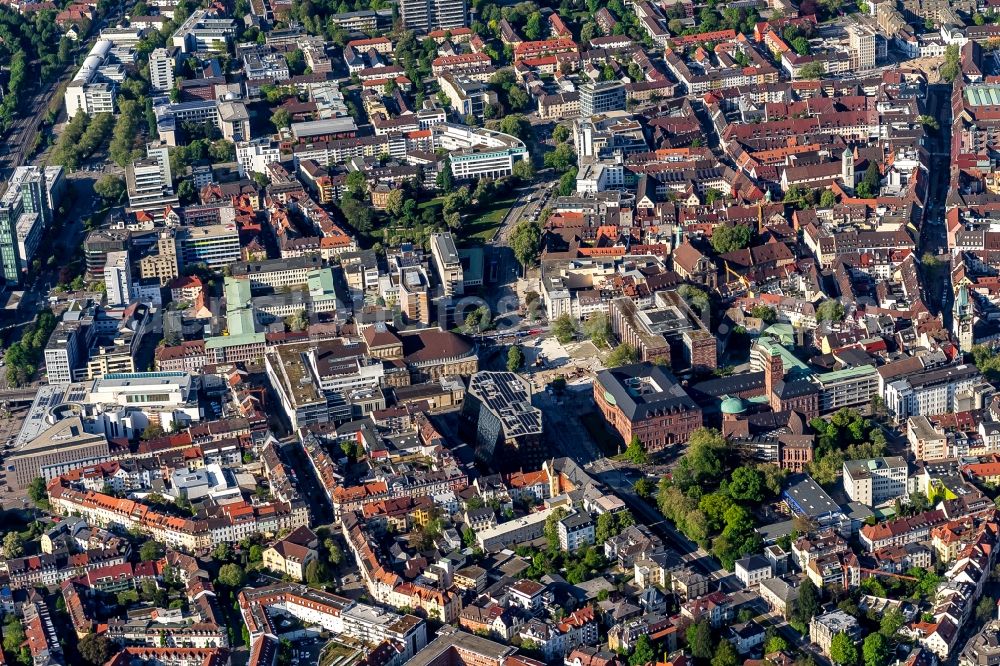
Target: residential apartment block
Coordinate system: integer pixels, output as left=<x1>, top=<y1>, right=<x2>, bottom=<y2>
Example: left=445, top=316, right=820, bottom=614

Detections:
left=843, top=457, right=909, bottom=507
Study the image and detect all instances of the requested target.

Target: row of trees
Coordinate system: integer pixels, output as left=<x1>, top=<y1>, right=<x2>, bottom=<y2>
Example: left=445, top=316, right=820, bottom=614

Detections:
left=550, top=312, right=634, bottom=361
left=169, top=138, right=235, bottom=176
left=285, top=309, right=310, bottom=333
left=469, top=1, right=542, bottom=53
left=584, top=313, right=612, bottom=349
left=4, top=309, right=57, bottom=386
left=782, top=23, right=815, bottom=56
left=941, top=44, right=960, bottom=83
left=798, top=61, right=828, bottom=80
left=338, top=171, right=375, bottom=234
left=858, top=566, right=941, bottom=603
left=110, top=98, right=146, bottom=168
left=606, top=343, right=639, bottom=368
left=816, top=299, right=846, bottom=323
left=94, top=175, right=126, bottom=205
left=544, top=143, right=577, bottom=173
left=679, top=284, right=710, bottom=317
left=0, top=7, right=75, bottom=132
left=538, top=116, right=577, bottom=195
left=143, top=533, right=340, bottom=597
left=510, top=219, right=541, bottom=268
left=396, top=30, right=446, bottom=97
left=304, top=534, right=345, bottom=587
left=686, top=620, right=749, bottom=666
left=169, top=137, right=235, bottom=204
left=655, top=428, right=788, bottom=568
left=553, top=314, right=577, bottom=344
left=50, top=112, right=115, bottom=170
left=507, top=345, right=525, bottom=371
left=691, top=4, right=761, bottom=36
left=281, top=0, right=390, bottom=45
left=470, top=0, right=633, bottom=60
left=465, top=305, right=492, bottom=334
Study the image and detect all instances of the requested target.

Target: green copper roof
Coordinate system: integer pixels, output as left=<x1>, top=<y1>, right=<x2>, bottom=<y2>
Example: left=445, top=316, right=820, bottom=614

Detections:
left=721, top=395, right=747, bottom=415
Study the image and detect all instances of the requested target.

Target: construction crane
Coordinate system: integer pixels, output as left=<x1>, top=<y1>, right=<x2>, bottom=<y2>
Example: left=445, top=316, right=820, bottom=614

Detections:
left=724, top=260, right=752, bottom=294
left=857, top=568, right=919, bottom=582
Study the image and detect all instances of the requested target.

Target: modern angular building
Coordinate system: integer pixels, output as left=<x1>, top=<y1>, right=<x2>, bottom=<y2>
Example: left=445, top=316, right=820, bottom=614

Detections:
left=64, top=40, right=120, bottom=118
left=463, top=371, right=544, bottom=472
left=846, top=23, right=876, bottom=72
left=439, top=74, right=497, bottom=121
left=153, top=98, right=251, bottom=146
left=231, top=255, right=326, bottom=291
left=397, top=266, right=432, bottom=325
left=177, top=224, right=241, bottom=270
left=171, top=9, right=236, bottom=53
left=812, top=364, right=879, bottom=413
left=476, top=507, right=556, bottom=551
left=44, top=320, right=92, bottom=384
left=236, top=139, right=281, bottom=177
left=431, top=123, right=529, bottom=180
left=782, top=474, right=850, bottom=534
left=149, top=47, right=175, bottom=93
left=579, top=81, right=626, bottom=117
left=126, top=142, right=179, bottom=221
left=430, top=232, right=464, bottom=297
left=0, top=166, right=62, bottom=285
left=104, top=251, right=132, bottom=307
left=884, top=364, right=982, bottom=422
left=265, top=339, right=385, bottom=429
left=84, top=229, right=130, bottom=280
left=42, top=300, right=150, bottom=385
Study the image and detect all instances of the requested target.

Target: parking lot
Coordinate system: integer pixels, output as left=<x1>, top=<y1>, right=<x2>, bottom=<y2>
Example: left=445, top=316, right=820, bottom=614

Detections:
left=286, top=635, right=328, bottom=665
left=0, top=405, right=26, bottom=442
left=0, top=406, right=30, bottom=505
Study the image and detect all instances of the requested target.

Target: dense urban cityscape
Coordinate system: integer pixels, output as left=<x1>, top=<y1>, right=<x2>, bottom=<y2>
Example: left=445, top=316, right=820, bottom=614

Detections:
left=0, top=0, right=996, bottom=664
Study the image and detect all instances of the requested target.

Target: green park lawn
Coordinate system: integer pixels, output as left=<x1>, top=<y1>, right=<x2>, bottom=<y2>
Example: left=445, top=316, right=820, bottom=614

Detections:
left=462, top=192, right=519, bottom=242
left=413, top=192, right=518, bottom=243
